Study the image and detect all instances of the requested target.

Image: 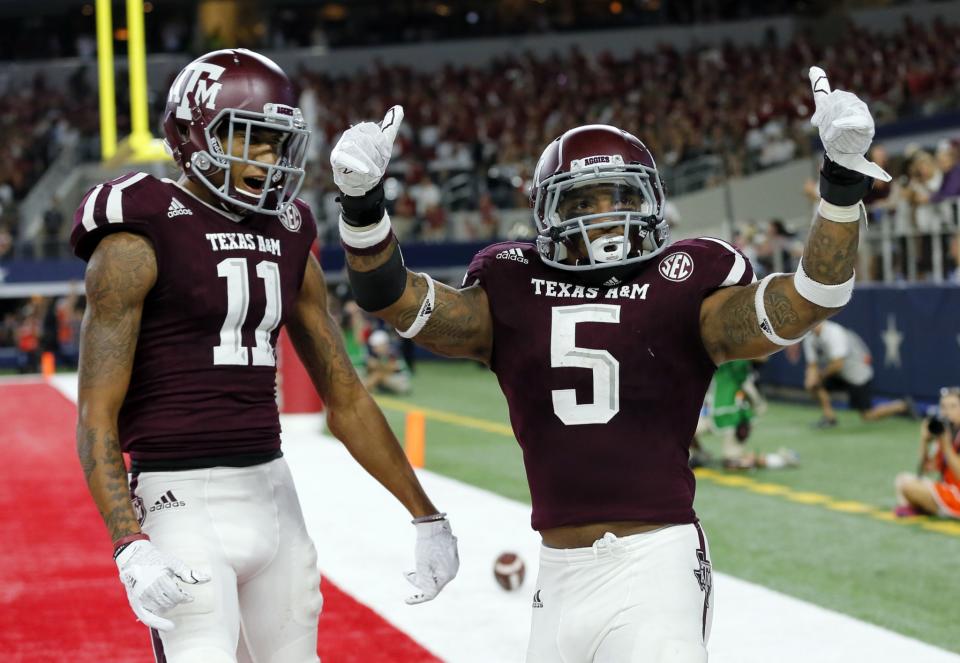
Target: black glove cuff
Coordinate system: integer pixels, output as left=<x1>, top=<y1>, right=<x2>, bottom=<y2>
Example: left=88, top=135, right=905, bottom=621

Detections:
left=338, top=181, right=386, bottom=227
left=819, top=156, right=872, bottom=207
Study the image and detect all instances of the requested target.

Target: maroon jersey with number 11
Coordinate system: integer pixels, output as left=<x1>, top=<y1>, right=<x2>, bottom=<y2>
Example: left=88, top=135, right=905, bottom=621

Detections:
left=464, top=238, right=754, bottom=530
left=71, top=172, right=317, bottom=462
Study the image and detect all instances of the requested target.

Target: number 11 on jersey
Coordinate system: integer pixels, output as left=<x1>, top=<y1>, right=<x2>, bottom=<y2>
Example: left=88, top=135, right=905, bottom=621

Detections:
left=214, top=257, right=282, bottom=366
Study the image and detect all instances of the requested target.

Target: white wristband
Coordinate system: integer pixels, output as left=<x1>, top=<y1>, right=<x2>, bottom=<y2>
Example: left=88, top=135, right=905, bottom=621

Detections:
left=817, top=199, right=865, bottom=223
left=754, top=273, right=803, bottom=347
left=339, top=211, right=392, bottom=249
left=793, top=260, right=854, bottom=308
left=397, top=273, right=435, bottom=339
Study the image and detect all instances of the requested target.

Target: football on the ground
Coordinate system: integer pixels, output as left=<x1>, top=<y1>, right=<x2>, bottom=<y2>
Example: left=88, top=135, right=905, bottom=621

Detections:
left=493, top=552, right=525, bottom=591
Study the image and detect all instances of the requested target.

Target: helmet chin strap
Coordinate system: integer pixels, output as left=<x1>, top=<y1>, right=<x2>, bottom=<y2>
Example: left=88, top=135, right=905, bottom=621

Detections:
left=589, top=234, right=631, bottom=264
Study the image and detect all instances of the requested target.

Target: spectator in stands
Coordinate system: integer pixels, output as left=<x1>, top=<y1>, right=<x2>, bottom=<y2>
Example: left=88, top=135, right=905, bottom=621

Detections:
left=902, top=147, right=956, bottom=278
left=803, top=320, right=915, bottom=428
left=930, top=140, right=960, bottom=203
left=903, top=150, right=943, bottom=228
left=42, top=198, right=65, bottom=258
left=56, top=290, right=82, bottom=368
left=0, top=222, right=11, bottom=260
left=363, top=329, right=412, bottom=395
left=894, top=387, right=960, bottom=518
left=863, top=145, right=897, bottom=211
left=0, top=311, right=16, bottom=348
left=732, top=222, right=761, bottom=272
left=756, top=219, right=802, bottom=274
left=14, top=298, right=41, bottom=373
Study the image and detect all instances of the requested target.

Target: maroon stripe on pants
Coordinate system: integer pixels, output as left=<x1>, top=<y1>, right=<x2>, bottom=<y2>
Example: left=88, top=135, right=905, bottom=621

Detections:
left=693, top=520, right=710, bottom=641
left=150, top=628, right=166, bottom=663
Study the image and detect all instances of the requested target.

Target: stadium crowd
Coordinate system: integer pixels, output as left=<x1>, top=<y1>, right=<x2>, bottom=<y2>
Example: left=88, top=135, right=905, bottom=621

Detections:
left=0, top=15, right=958, bottom=256
left=299, top=16, right=960, bottom=233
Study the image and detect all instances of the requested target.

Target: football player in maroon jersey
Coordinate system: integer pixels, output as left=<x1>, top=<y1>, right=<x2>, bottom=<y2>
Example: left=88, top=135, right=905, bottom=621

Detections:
left=73, top=49, right=458, bottom=663
left=330, top=68, right=887, bottom=661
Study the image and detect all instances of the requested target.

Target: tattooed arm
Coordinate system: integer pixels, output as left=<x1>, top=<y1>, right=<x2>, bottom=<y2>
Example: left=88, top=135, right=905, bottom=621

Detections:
left=344, top=240, right=494, bottom=364
left=77, top=232, right=156, bottom=543
left=287, top=254, right=439, bottom=518
left=700, top=214, right=858, bottom=364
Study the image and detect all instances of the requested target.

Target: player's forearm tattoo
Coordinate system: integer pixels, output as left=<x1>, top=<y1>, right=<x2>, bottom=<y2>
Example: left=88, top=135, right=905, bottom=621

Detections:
left=77, top=425, right=139, bottom=541
left=800, top=215, right=860, bottom=284
left=717, top=286, right=761, bottom=346
left=764, top=280, right=804, bottom=330
left=716, top=283, right=804, bottom=346
left=707, top=274, right=822, bottom=361
left=419, top=286, right=487, bottom=343
left=392, top=275, right=490, bottom=360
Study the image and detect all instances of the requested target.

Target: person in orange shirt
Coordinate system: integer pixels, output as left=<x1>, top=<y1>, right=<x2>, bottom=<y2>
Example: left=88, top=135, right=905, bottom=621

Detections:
left=894, top=387, right=960, bottom=518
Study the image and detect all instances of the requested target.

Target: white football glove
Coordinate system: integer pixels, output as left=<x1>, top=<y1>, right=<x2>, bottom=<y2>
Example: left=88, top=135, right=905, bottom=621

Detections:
left=808, top=66, right=891, bottom=182
left=330, top=105, right=404, bottom=197
left=115, top=539, right=210, bottom=631
left=404, top=517, right=459, bottom=605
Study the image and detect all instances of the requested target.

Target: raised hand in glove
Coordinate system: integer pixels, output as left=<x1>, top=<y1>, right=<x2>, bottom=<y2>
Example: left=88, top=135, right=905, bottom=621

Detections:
left=115, top=538, right=210, bottom=631
left=809, top=66, right=891, bottom=184
left=405, top=515, right=459, bottom=605
left=330, top=105, right=404, bottom=197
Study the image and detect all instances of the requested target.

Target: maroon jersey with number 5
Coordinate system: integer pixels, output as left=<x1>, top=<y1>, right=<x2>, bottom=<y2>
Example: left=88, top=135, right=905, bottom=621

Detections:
left=464, top=239, right=754, bottom=530
left=71, top=172, right=317, bottom=462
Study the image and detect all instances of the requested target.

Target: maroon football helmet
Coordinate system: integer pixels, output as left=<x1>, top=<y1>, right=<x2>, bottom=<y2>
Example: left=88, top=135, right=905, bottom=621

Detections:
left=530, top=124, right=669, bottom=284
left=162, top=49, right=310, bottom=216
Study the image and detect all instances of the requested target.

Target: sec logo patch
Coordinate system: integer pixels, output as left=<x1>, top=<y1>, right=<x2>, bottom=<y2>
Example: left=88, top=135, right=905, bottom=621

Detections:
left=279, top=203, right=302, bottom=232
left=659, top=252, right=694, bottom=282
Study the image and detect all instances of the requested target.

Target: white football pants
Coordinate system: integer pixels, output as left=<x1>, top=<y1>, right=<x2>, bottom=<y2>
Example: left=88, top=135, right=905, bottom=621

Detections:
left=526, top=523, right=712, bottom=663
left=132, top=458, right=323, bottom=663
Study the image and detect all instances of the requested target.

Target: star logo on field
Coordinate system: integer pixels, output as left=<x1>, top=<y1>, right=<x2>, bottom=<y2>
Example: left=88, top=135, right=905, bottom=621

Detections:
left=881, top=314, right=903, bottom=369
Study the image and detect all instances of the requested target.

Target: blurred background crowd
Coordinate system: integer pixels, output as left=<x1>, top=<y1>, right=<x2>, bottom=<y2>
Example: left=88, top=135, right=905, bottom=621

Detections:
left=0, top=0, right=958, bottom=383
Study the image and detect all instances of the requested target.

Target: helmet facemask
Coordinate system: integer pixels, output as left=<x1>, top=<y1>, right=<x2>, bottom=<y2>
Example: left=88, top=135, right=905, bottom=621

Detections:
left=188, top=103, right=310, bottom=216
left=534, top=157, right=669, bottom=284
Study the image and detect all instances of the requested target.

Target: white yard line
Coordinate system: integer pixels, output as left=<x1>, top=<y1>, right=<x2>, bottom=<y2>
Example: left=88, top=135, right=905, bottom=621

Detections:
left=43, top=377, right=960, bottom=662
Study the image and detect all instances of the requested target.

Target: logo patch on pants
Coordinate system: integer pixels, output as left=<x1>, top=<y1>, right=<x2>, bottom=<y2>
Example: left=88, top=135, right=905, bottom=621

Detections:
left=532, top=589, right=543, bottom=608
left=132, top=495, right=146, bottom=525
left=693, top=549, right=712, bottom=608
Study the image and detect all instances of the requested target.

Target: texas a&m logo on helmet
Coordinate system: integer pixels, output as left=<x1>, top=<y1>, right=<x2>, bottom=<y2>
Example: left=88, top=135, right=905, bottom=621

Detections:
left=167, top=62, right=225, bottom=121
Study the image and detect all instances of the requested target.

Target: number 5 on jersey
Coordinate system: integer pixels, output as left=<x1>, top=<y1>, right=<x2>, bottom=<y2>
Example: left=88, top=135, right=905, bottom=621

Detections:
left=214, top=258, right=282, bottom=366
left=551, top=304, right=621, bottom=425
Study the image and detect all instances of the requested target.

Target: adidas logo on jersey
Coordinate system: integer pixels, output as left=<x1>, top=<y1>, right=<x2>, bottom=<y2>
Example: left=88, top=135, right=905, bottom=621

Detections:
left=167, top=197, right=193, bottom=218
left=496, top=248, right=529, bottom=264
left=149, top=490, right=186, bottom=512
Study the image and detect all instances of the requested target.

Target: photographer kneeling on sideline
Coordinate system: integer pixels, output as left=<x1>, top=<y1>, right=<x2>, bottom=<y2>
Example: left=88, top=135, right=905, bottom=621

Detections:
left=894, top=387, right=960, bottom=518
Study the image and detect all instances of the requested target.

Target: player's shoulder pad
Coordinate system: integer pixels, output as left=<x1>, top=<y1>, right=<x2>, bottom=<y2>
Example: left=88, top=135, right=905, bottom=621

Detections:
left=462, top=241, right=536, bottom=288
left=71, top=172, right=172, bottom=261
left=665, top=237, right=755, bottom=289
